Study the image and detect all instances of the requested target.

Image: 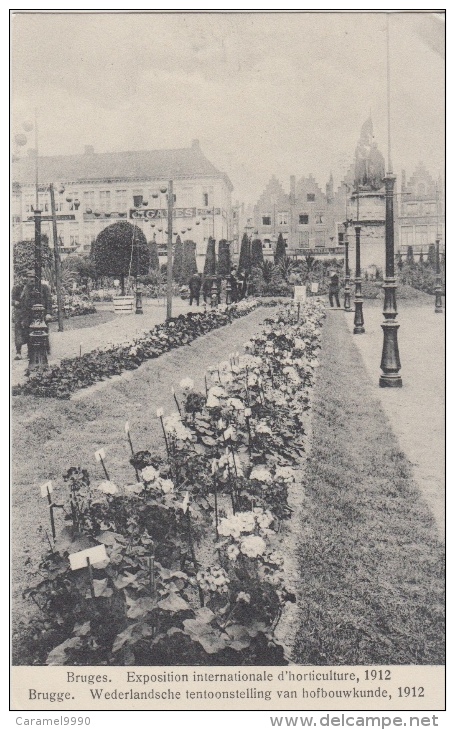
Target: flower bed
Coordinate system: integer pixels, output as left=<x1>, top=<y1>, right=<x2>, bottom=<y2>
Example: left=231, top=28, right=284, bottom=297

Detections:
left=21, top=300, right=325, bottom=665
left=12, top=300, right=260, bottom=400
left=50, top=295, right=97, bottom=321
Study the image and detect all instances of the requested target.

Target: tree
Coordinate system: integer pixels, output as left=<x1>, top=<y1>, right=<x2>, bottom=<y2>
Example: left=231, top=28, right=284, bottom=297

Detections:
left=238, top=233, right=251, bottom=274
left=182, top=240, right=198, bottom=283
left=13, top=236, right=54, bottom=284
left=251, top=239, right=264, bottom=268
left=149, top=239, right=160, bottom=272
left=427, top=244, right=436, bottom=266
left=62, top=255, right=97, bottom=289
left=218, top=239, right=231, bottom=278
left=274, top=233, right=286, bottom=264
left=203, top=237, right=217, bottom=277
left=173, top=235, right=184, bottom=283
left=91, top=222, right=149, bottom=295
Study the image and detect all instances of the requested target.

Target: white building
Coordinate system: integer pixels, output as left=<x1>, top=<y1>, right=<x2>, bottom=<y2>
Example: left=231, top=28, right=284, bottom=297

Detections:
left=12, top=140, right=233, bottom=269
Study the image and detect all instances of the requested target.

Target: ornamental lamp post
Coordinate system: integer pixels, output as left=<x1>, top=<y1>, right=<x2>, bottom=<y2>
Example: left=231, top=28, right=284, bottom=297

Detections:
left=379, top=15, right=402, bottom=388
left=28, top=207, right=49, bottom=370
left=353, top=226, right=365, bottom=334
left=344, top=221, right=352, bottom=311
left=434, top=239, right=443, bottom=313
left=132, top=194, right=146, bottom=315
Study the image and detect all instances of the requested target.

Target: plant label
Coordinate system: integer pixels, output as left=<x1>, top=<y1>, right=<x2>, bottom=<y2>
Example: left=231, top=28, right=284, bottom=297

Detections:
left=69, top=544, right=108, bottom=571
left=124, top=421, right=130, bottom=434
left=182, top=491, right=190, bottom=514
left=40, top=481, right=53, bottom=498
left=294, top=285, right=307, bottom=302
left=94, top=448, right=106, bottom=462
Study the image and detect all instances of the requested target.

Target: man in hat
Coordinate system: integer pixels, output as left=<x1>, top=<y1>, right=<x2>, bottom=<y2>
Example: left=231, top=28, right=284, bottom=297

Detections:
left=328, top=269, right=341, bottom=308
left=11, top=270, right=53, bottom=359
left=188, top=271, right=202, bottom=306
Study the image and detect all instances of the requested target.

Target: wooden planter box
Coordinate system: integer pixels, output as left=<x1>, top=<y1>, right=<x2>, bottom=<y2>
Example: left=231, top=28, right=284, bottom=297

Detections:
left=113, top=295, right=134, bottom=314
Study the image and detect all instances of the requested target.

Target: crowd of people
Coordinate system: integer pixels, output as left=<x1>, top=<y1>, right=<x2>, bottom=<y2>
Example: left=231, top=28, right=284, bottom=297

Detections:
left=188, top=267, right=249, bottom=307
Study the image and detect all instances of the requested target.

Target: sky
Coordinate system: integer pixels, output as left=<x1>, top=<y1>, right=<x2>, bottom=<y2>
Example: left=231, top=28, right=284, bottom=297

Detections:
left=11, top=11, right=445, bottom=204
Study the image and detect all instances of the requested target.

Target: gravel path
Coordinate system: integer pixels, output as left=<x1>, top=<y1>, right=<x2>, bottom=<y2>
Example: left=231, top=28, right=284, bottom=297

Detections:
left=12, top=306, right=276, bottom=658
left=345, top=300, right=445, bottom=540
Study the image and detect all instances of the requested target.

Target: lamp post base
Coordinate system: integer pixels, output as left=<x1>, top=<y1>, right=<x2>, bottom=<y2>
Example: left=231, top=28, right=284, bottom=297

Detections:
left=344, top=278, right=352, bottom=311
left=379, top=319, right=402, bottom=388
left=353, top=277, right=365, bottom=334
left=434, top=279, right=443, bottom=313
left=135, top=288, right=144, bottom=314
left=28, top=303, right=49, bottom=371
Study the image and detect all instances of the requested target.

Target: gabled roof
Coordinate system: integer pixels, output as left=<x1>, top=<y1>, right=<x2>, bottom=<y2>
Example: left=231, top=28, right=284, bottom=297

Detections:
left=12, top=143, right=233, bottom=191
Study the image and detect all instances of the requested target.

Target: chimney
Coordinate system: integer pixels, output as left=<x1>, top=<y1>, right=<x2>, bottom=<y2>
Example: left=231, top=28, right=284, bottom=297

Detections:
left=290, top=175, right=296, bottom=204
left=84, top=145, right=95, bottom=155
left=191, top=139, right=200, bottom=150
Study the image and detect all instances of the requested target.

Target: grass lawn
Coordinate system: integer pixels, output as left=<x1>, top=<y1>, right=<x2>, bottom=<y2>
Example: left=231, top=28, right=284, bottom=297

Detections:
left=292, top=311, right=444, bottom=665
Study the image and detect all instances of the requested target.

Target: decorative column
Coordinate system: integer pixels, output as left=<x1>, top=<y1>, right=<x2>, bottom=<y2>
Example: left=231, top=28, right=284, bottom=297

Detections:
left=28, top=208, right=49, bottom=371
left=379, top=174, right=402, bottom=387
left=353, top=226, right=365, bottom=334
left=434, top=239, right=443, bottom=313
left=344, top=224, right=352, bottom=311
left=166, top=180, right=174, bottom=320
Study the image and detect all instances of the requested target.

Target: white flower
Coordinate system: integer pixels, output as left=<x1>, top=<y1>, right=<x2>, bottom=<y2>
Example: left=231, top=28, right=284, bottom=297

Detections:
left=206, top=394, right=220, bottom=408
left=236, top=592, right=251, bottom=603
left=255, top=509, right=274, bottom=532
left=156, top=407, right=164, bottom=417
left=227, top=544, right=239, bottom=561
left=208, top=386, right=226, bottom=398
left=180, top=377, right=194, bottom=391
left=159, top=478, right=174, bottom=494
left=218, top=512, right=256, bottom=539
left=244, top=407, right=252, bottom=418
left=95, top=480, right=119, bottom=495
left=141, top=466, right=159, bottom=483
left=227, top=397, right=245, bottom=411
left=256, top=422, right=272, bottom=435
left=240, top=535, right=266, bottom=558
left=250, top=466, right=272, bottom=483
left=275, top=466, right=296, bottom=482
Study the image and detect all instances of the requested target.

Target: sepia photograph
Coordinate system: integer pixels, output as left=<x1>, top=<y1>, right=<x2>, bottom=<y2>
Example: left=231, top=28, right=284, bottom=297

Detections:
left=10, top=9, right=445, bottom=711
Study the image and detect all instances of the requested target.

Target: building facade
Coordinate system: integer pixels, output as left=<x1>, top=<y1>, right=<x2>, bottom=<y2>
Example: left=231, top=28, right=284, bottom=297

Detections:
left=12, top=140, right=233, bottom=270
left=398, top=163, right=445, bottom=258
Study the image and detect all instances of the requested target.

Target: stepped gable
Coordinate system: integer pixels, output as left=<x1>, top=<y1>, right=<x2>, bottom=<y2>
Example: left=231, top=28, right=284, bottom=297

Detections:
left=405, top=162, right=438, bottom=198
left=354, top=117, right=385, bottom=192
left=295, top=174, right=326, bottom=202
left=255, top=175, right=289, bottom=208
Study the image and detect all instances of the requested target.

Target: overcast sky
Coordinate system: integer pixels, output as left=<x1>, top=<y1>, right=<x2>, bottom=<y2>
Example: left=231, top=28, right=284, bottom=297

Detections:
left=11, top=11, right=444, bottom=204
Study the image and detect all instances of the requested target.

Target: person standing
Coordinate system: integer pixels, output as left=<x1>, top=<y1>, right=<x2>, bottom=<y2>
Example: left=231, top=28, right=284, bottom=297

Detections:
left=202, top=276, right=212, bottom=304
left=188, top=272, right=202, bottom=306
left=328, top=270, right=341, bottom=308
left=11, top=270, right=53, bottom=359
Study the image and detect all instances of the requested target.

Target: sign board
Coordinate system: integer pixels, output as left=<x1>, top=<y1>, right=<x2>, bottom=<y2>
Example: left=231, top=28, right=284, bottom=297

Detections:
left=40, top=481, right=53, bottom=498
left=310, top=282, right=319, bottom=294
left=25, top=214, right=75, bottom=222
left=69, top=544, right=108, bottom=570
left=130, top=207, right=221, bottom=220
left=294, top=286, right=307, bottom=303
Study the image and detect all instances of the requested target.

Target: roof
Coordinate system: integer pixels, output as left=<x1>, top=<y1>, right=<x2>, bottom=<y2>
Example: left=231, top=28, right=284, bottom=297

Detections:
left=12, top=142, right=233, bottom=191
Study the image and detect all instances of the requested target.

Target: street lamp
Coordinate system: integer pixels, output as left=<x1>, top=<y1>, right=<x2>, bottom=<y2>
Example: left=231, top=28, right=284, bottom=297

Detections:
left=379, top=15, right=402, bottom=388
left=434, top=239, right=443, bottom=313
left=353, top=226, right=365, bottom=334
left=344, top=221, right=352, bottom=311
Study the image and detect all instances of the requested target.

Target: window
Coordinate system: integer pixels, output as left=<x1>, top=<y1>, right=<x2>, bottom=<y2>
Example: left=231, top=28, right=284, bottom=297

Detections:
left=24, top=194, right=34, bottom=213
left=57, top=224, right=65, bottom=245
left=400, top=226, right=414, bottom=247
left=115, top=189, right=128, bottom=211
left=84, top=223, right=96, bottom=246
left=315, top=231, right=326, bottom=247
left=69, top=224, right=79, bottom=246
left=415, top=226, right=428, bottom=246
left=406, top=202, right=419, bottom=216
left=99, top=190, right=111, bottom=212
left=338, top=232, right=344, bottom=244
left=263, top=239, right=272, bottom=249
left=307, top=193, right=315, bottom=202
left=68, top=191, right=79, bottom=211
left=299, top=214, right=309, bottom=225
left=277, top=211, right=288, bottom=225
left=299, top=231, right=310, bottom=247
left=84, top=190, right=95, bottom=210
left=38, top=193, right=49, bottom=212
left=315, top=212, right=324, bottom=224
left=262, top=216, right=271, bottom=226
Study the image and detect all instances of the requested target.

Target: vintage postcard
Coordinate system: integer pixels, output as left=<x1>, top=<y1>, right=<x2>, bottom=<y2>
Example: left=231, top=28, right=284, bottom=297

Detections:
left=10, top=10, right=445, bottom=715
